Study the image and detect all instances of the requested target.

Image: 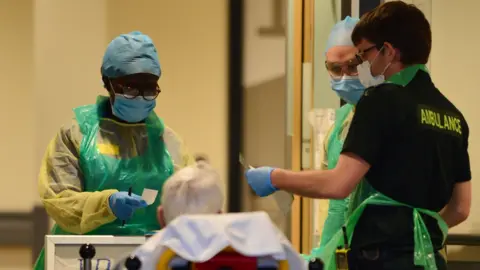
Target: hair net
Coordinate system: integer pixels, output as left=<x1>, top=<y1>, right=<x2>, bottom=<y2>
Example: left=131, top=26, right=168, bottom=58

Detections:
left=101, top=31, right=161, bottom=78
left=325, top=16, right=360, bottom=53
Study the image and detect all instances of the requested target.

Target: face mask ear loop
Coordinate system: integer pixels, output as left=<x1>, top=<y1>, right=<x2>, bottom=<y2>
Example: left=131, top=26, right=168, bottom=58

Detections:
left=381, top=62, right=392, bottom=76
left=366, top=47, right=380, bottom=75
left=370, top=46, right=384, bottom=64
left=370, top=46, right=390, bottom=75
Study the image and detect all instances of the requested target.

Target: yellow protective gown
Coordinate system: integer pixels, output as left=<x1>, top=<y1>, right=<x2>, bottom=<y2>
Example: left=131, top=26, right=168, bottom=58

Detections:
left=321, top=108, right=354, bottom=169
left=38, top=118, right=194, bottom=235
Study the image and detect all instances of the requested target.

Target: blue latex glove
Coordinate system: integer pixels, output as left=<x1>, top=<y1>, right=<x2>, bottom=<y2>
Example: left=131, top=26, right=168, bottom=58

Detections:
left=245, top=166, right=277, bottom=197
left=109, top=192, right=148, bottom=220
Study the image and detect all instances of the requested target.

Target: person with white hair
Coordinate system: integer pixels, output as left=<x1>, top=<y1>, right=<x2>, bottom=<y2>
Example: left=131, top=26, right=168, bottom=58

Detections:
left=114, top=156, right=223, bottom=269
left=156, top=155, right=224, bottom=227
left=115, top=157, right=307, bottom=270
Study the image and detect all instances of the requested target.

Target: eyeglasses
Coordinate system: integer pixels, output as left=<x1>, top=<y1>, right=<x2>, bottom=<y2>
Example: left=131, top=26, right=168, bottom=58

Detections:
left=355, top=45, right=378, bottom=62
left=325, top=58, right=362, bottom=79
left=112, top=83, right=161, bottom=101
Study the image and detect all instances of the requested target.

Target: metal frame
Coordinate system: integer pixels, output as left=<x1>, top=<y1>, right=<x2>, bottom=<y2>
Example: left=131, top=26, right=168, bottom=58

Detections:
left=340, top=0, right=352, bottom=107
left=447, top=234, right=480, bottom=246
left=227, top=0, right=244, bottom=213
left=300, top=0, right=315, bottom=254
left=445, top=234, right=480, bottom=269
left=287, top=0, right=305, bottom=251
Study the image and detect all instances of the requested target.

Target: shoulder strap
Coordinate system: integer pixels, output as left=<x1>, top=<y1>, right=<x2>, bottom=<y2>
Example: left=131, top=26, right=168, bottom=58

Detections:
left=327, top=104, right=354, bottom=146
left=73, top=96, right=109, bottom=135
left=335, top=104, right=354, bottom=126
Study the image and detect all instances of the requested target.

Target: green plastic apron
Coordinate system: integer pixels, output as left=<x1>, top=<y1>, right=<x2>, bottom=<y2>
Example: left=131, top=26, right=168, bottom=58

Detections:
left=33, top=96, right=174, bottom=270
left=316, top=98, right=448, bottom=269
left=314, top=104, right=356, bottom=253
left=319, top=192, right=448, bottom=270
left=305, top=102, right=448, bottom=269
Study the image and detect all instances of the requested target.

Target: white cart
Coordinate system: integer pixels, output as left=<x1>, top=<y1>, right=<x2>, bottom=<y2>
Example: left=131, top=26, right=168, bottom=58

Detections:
left=44, top=235, right=145, bottom=270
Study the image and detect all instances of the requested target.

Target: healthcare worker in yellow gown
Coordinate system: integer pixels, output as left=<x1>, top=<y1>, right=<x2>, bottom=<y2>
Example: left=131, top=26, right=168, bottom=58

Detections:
left=33, top=31, right=194, bottom=269
left=310, top=16, right=374, bottom=257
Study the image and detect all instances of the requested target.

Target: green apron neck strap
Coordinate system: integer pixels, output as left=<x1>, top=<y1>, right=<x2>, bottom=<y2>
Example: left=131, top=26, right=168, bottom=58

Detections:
left=146, top=112, right=165, bottom=135
left=330, top=104, right=354, bottom=143
left=326, top=104, right=354, bottom=169
left=95, top=95, right=111, bottom=117
left=336, top=104, right=354, bottom=123
left=331, top=104, right=354, bottom=134
left=96, top=95, right=110, bottom=105
left=386, top=64, right=429, bottom=87
left=72, top=96, right=111, bottom=134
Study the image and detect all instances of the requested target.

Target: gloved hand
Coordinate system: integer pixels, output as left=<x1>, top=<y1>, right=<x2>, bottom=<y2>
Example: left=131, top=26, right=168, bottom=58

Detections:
left=245, top=166, right=277, bottom=197
left=109, top=192, right=148, bottom=220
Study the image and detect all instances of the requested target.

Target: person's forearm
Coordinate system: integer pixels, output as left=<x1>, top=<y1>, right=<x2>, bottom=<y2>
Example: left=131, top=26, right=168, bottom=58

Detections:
left=271, top=169, right=348, bottom=199
left=439, top=206, right=468, bottom=228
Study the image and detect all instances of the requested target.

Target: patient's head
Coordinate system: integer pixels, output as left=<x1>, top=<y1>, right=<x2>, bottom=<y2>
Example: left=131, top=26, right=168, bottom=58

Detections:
left=157, top=155, right=224, bottom=226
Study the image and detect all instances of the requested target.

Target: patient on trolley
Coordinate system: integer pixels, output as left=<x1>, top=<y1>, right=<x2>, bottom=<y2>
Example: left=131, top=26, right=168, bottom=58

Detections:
left=116, top=156, right=306, bottom=270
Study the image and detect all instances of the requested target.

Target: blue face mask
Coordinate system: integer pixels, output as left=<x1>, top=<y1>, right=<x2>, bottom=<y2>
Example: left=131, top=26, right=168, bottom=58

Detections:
left=330, top=76, right=366, bottom=104
left=111, top=95, right=156, bottom=123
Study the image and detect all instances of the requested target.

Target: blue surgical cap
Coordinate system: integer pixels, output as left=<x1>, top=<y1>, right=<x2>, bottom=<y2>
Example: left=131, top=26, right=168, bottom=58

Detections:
left=101, top=31, right=161, bottom=78
left=325, top=16, right=360, bottom=53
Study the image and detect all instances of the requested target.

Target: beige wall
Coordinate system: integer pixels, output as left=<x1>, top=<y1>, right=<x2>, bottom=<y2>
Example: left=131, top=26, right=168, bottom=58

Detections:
left=430, top=0, right=479, bottom=235
left=1, top=0, right=228, bottom=213
left=429, top=1, right=480, bottom=261
left=0, top=0, right=35, bottom=212
left=1, top=1, right=227, bottom=268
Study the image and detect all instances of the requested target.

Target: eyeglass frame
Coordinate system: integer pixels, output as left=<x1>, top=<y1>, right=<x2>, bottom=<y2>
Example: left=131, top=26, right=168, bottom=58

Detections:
left=325, top=57, right=362, bottom=80
left=108, top=80, right=161, bottom=101
left=355, top=44, right=381, bottom=63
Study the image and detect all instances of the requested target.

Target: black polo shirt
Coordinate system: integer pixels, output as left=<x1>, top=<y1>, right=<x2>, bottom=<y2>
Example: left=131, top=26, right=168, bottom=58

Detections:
left=342, top=65, right=471, bottom=250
